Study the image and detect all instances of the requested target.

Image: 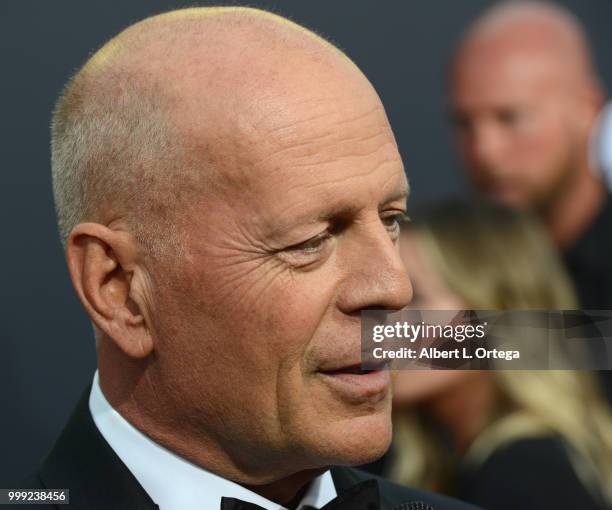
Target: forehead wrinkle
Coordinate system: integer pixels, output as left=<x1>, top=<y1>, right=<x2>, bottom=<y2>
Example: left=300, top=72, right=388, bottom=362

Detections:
left=208, top=87, right=394, bottom=200
left=254, top=134, right=401, bottom=205
left=253, top=127, right=395, bottom=173
left=250, top=104, right=393, bottom=168
left=169, top=56, right=377, bottom=210
left=263, top=103, right=385, bottom=138
left=281, top=140, right=398, bottom=171
left=284, top=162, right=393, bottom=197
left=247, top=96, right=346, bottom=132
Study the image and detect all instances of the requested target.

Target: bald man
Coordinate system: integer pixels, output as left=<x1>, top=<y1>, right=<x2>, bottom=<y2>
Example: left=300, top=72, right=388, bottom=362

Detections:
left=450, top=1, right=612, bottom=311
left=19, top=7, right=477, bottom=510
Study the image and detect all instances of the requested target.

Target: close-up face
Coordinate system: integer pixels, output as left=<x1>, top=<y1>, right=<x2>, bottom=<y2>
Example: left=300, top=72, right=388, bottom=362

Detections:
left=143, top=56, right=413, bottom=477
left=450, top=49, right=587, bottom=210
left=393, top=231, right=471, bottom=405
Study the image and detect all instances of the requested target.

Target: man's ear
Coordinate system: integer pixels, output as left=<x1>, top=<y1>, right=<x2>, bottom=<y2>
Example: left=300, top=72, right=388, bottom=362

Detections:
left=576, top=79, right=606, bottom=135
left=66, top=222, right=154, bottom=358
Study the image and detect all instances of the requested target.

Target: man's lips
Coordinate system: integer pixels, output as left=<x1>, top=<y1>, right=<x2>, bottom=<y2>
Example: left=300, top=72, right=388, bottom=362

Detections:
left=316, top=361, right=391, bottom=399
left=318, top=360, right=388, bottom=375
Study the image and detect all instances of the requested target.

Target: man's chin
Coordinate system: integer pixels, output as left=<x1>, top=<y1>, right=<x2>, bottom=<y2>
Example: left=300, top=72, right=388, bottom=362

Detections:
left=484, top=188, right=529, bottom=208
left=309, top=411, right=393, bottom=467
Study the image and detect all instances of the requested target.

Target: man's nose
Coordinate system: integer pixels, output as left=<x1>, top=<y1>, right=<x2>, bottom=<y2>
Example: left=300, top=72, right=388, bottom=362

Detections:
left=467, top=121, right=507, bottom=171
left=336, top=224, right=413, bottom=314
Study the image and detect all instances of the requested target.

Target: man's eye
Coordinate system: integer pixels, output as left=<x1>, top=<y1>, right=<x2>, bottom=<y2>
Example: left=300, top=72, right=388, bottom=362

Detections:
left=287, top=232, right=332, bottom=253
left=381, top=213, right=405, bottom=234
left=497, top=109, right=524, bottom=127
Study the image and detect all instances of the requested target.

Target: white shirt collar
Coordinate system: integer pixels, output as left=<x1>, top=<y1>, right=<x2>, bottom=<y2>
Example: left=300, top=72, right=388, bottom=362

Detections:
left=89, top=371, right=337, bottom=510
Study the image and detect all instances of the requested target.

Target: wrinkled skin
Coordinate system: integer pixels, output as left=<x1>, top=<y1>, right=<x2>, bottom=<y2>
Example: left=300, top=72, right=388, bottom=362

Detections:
left=65, top=9, right=412, bottom=504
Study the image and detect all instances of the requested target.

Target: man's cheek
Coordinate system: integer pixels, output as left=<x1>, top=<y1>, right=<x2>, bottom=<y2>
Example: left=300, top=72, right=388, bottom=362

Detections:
left=267, top=274, right=335, bottom=329
left=180, top=254, right=287, bottom=319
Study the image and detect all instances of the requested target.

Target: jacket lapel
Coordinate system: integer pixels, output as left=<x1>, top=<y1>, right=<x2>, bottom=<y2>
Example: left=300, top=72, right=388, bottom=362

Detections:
left=38, top=386, right=159, bottom=510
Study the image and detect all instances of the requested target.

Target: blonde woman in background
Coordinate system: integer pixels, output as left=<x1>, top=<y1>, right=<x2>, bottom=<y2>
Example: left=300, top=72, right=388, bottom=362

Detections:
left=391, top=199, right=612, bottom=510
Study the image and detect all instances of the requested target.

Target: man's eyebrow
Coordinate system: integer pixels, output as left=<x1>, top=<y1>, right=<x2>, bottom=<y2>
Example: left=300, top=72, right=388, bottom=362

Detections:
left=269, top=184, right=410, bottom=237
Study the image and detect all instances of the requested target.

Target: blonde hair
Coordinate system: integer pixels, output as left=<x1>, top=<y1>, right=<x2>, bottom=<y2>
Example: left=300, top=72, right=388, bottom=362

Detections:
left=390, top=199, right=612, bottom=504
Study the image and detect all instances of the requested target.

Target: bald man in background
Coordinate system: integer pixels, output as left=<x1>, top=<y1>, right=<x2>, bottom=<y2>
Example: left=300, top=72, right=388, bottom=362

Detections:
left=450, top=1, right=611, bottom=312
left=18, top=7, right=477, bottom=510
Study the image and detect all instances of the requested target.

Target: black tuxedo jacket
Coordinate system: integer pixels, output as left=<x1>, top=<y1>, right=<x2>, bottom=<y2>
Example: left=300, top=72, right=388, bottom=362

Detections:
left=20, top=388, right=479, bottom=510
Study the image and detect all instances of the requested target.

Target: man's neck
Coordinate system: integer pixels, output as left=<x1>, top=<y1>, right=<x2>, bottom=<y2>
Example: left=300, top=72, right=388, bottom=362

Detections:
left=97, top=351, right=326, bottom=508
left=543, top=165, right=606, bottom=249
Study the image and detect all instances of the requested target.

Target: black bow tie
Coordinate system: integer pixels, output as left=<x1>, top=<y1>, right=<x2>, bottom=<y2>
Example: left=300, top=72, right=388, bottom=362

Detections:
left=220, top=479, right=380, bottom=510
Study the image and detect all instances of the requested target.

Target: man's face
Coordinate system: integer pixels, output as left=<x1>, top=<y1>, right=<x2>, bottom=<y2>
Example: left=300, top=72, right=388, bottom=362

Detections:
left=450, top=49, right=585, bottom=210
left=146, top=73, right=412, bottom=477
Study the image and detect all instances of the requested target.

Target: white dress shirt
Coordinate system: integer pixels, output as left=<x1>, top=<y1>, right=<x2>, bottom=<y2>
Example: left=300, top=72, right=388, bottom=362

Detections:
left=89, top=371, right=337, bottom=510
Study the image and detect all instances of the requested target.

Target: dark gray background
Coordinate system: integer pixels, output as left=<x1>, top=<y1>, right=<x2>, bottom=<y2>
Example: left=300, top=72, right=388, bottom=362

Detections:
left=1, top=0, right=611, bottom=484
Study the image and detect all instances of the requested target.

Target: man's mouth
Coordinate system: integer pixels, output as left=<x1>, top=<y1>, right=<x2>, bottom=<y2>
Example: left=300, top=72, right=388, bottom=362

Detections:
left=321, top=361, right=387, bottom=375
left=317, top=361, right=390, bottom=399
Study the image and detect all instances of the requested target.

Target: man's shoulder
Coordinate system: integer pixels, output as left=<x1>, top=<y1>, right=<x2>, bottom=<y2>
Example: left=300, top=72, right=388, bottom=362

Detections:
left=15, top=387, right=158, bottom=510
left=332, top=467, right=481, bottom=510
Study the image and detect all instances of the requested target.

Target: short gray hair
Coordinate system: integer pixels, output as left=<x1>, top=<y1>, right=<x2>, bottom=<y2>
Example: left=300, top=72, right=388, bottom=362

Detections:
left=51, top=58, right=185, bottom=257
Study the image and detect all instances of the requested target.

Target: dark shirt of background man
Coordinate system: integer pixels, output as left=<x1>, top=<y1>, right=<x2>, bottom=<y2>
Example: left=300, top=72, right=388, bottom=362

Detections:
left=564, top=195, right=612, bottom=402
left=564, top=196, right=612, bottom=309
